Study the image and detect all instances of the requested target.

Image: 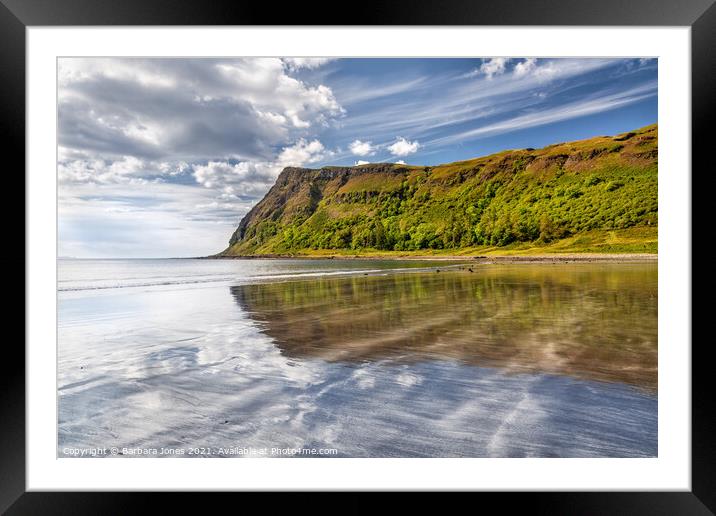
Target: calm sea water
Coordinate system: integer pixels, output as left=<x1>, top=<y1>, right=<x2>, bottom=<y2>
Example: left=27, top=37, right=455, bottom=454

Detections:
left=58, top=258, right=657, bottom=458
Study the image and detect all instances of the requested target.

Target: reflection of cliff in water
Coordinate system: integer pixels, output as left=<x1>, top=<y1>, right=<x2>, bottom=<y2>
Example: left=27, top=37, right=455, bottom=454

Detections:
left=231, top=265, right=657, bottom=391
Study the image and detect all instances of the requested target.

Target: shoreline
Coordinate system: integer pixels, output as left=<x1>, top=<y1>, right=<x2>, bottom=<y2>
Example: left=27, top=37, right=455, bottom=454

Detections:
left=203, top=253, right=657, bottom=264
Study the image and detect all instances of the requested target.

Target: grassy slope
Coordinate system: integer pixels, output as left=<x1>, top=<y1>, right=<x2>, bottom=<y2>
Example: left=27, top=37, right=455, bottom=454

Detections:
left=224, top=124, right=658, bottom=256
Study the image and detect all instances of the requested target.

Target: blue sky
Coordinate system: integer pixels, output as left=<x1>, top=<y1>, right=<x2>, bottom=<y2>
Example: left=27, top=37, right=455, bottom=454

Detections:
left=58, top=57, right=657, bottom=258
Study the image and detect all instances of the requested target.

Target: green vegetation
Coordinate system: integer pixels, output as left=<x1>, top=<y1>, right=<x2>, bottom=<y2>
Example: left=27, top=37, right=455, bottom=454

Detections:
left=223, top=124, right=657, bottom=256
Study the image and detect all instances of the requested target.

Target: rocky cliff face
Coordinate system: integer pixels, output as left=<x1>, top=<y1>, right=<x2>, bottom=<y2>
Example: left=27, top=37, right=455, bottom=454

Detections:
left=228, top=164, right=404, bottom=246
left=221, top=124, right=657, bottom=255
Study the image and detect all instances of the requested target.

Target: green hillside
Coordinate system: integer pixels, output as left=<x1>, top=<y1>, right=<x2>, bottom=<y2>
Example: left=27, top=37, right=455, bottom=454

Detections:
left=222, top=124, right=657, bottom=256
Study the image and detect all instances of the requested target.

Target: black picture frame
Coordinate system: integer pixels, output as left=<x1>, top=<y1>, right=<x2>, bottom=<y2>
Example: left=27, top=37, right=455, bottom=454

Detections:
left=2, top=0, right=712, bottom=512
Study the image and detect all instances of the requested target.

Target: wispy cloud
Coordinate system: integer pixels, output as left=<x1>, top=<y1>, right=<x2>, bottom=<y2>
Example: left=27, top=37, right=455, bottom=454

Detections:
left=428, top=81, right=657, bottom=146
left=337, top=59, right=624, bottom=143
left=333, top=76, right=429, bottom=104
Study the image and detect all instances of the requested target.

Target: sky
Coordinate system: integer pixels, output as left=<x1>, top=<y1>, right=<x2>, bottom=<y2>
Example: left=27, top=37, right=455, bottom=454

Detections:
left=58, top=57, right=657, bottom=258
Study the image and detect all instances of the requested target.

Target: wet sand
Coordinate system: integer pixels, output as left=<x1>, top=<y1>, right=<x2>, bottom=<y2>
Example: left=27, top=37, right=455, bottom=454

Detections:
left=58, top=259, right=657, bottom=458
left=232, top=265, right=657, bottom=391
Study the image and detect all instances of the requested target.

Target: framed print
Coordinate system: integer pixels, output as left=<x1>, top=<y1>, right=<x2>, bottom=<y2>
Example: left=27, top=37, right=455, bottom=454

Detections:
left=4, top=0, right=713, bottom=511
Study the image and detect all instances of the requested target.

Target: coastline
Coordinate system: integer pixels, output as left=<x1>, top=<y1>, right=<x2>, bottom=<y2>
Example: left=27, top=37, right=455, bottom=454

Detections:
left=204, top=253, right=657, bottom=264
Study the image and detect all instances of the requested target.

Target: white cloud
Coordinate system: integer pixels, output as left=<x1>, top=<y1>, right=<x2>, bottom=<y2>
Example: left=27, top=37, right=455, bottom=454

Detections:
left=282, top=58, right=336, bottom=71
left=257, top=110, right=287, bottom=125
left=355, top=160, right=370, bottom=166
left=532, top=63, right=558, bottom=81
left=58, top=59, right=177, bottom=90
left=194, top=161, right=262, bottom=190
left=158, top=161, right=190, bottom=176
left=58, top=157, right=192, bottom=185
left=62, top=135, right=331, bottom=201
left=216, top=61, right=343, bottom=129
left=348, top=139, right=374, bottom=156
left=58, top=58, right=344, bottom=162
left=276, top=139, right=327, bottom=167
left=512, top=59, right=560, bottom=82
left=513, top=58, right=537, bottom=77
left=388, top=137, right=420, bottom=157
left=285, top=110, right=311, bottom=128
left=59, top=156, right=148, bottom=184
left=57, top=57, right=345, bottom=250
left=479, top=58, right=509, bottom=79
left=192, top=139, right=330, bottom=195
left=394, top=160, right=406, bottom=165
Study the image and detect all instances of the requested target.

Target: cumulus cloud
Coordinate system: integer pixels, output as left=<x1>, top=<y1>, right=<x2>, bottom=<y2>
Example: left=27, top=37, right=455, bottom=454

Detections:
left=348, top=139, right=375, bottom=156
left=57, top=57, right=345, bottom=249
left=58, top=58, right=343, bottom=163
left=388, top=137, right=420, bottom=157
left=282, top=58, right=336, bottom=71
left=513, top=58, right=537, bottom=77
left=58, top=156, right=142, bottom=184
left=511, top=58, right=560, bottom=82
left=355, top=160, right=370, bottom=165
left=276, top=139, right=327, bottom=167
left=58, top=153, right=198, bottom=186
left=193, top=161, right=268, bottom=191
left=192, top=139, right=330, bottom=198
left=394, top=160, right=406, bottom=165
left=479, top=58, right=509, bottom=79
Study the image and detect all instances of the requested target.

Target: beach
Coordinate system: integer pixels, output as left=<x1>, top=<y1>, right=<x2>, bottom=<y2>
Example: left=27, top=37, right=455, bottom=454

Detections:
left=58, top=258, right=657, bottom=458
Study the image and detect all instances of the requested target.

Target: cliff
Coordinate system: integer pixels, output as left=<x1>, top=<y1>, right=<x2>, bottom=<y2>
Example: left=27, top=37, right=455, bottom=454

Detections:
left=221, top=124, right=657, bottom=256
